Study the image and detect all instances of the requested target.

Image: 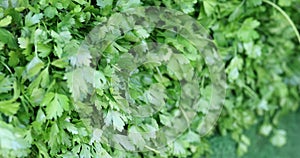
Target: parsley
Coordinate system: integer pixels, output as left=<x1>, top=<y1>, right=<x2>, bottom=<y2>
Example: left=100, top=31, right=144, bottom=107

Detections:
left=0, top=0, right=299, bottom=157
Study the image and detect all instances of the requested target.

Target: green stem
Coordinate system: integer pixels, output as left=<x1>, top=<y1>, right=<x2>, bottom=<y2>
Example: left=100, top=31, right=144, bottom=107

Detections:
left=145, top=145, right=160, bottom=154
left=263, top=0, right=300, bottom=43
left=180, top=106, right=190, bottom=128
left=0, top=60, right=12, bottom=74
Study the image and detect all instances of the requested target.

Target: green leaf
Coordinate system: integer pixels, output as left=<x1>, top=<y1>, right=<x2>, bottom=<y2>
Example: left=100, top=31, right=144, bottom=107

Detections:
left=128, top=126, right=146, bottom=148
left=0, top=1, right=298, bottom=157
left=237, top=18, right=260, bottom=42
left=0, top=101, right=20, bottom=115
left=0, top=15, right=12, bottom=27
left=37, top=43, right=52, bottom=58
left=104, top=110, right=125, bottom=132
left=113, top=134, right=135, bottom=151
left=173, top=141, right=186, bottom=156
left=48, top=123, right=59, bottom=149
left=96, top=0, right=113, bottom=8
left=90, top=128, right=103, bottom=143
left=69, top=44, right=92, bottom=67
left=241, top=135, right=250, bottom=146
left=65, top=68, right=89, bottom=101
left=228, top=2, right=244, bottom=22
left=237, top=142, right=248, bottom=156
left=183, top=130, right=200, bottom=143
left=65, top=67, right=106, bottom=101
left=25, top=12, right=43, bottom=26
left=246, top=0, right=262, bottom=6
left=44, top=6, right=58, bottom=19
left=259, top=124, right=273, bottom=136
left=73, top=0, right=87, bottom=5
left=17, top=37, right=29, bottom=49
left=278, top=0, right=293, bottom=6
left=143, top=83, right=166, bottom=106
left=243, top=42, right=262, bottom=58
left=203, top=0, right=217, bottom=16
left=270, top=129, right=287, bottom=147
left=0, top=28, right=17, bottom=48
left=167, top=53, right=193, bottom=81
left=179, top=0, right=197, bottom=14
left=116, top=0, right=141, bottom=11
left=8, top=51, right=20, bottom=66
left=80, top=144, right=92, bottom=158
left=226, top=56, right=243, bottom=81
left=51, top=58, right=69, bottom=68
left=134, top=26, right=150, bottom=39
left=159, top=114, right=172, bottom=127
left=0, top=121, right=30, bottom=157
left=0, top=73, right=13, bottom=93
left=43, top=93, right=69, bottom=119
left=26, top=56, right=45, bottom=78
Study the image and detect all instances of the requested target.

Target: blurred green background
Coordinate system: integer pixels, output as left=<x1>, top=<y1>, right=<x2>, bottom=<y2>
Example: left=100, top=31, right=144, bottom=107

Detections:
left=210, top=109, right=300, bottom=158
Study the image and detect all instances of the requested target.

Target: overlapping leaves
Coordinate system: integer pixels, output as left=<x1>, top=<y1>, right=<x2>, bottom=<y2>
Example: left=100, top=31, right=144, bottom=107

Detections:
left=0, top=0, right=299, bottom=158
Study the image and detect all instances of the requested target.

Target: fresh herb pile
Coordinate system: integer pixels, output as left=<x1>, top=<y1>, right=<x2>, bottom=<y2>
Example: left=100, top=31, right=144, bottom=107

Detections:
left=0, top=0, right=299, bottom=157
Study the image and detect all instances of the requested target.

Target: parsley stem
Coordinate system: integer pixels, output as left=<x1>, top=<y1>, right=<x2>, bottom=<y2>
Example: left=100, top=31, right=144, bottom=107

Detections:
left=180, top=106, right=190, bottom=128
left=263, top=0, right=300, bottom=44
left=0, top=61, right=12, bottom=75
left=112, top=64, right=121, bottom=72
left=155, top=67, right=163, bottom=79
left=145, top=145, right=160, bottom=153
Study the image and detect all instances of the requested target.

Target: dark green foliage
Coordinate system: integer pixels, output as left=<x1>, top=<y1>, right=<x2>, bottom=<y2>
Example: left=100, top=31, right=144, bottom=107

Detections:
left=0, top=0, right=299, bottom=157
